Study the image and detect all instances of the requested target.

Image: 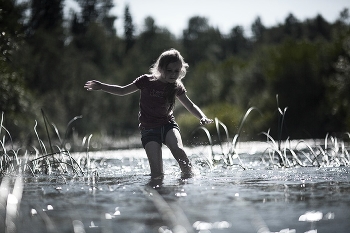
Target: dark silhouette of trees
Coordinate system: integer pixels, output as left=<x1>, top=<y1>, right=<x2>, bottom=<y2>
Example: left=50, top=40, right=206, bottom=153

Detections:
left=224, top=26, right=251, bottom=56
left=3, top=1, right=350, bottom=145
left=251, top=16, right=265, bottom=42
left=183, top=16, right=223, bottom=65
left=284, top=13, right=302, bottom=39
left=28, top=0, right=63, bottom=33
left=21, top=0, right=65, bottom=95
left=124, top=4, right=135, bottom=53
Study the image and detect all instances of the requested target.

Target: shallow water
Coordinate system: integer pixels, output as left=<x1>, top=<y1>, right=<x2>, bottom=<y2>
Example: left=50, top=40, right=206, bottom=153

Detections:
left=1, top=146, right=350, bottom=233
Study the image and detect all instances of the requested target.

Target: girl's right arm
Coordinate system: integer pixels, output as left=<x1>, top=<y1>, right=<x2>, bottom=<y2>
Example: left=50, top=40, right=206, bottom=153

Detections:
left=84, top=80, right=138, bottom=96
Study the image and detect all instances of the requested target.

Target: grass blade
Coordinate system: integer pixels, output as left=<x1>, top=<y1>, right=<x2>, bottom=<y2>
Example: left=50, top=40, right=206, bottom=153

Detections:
left=41, top=109, right=54, bottom=155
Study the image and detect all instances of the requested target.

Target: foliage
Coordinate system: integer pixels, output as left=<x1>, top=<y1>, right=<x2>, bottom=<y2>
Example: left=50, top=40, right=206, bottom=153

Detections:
left=2, top=1, right=350, bottom=146
left=0, top=0, right=38, bottom=140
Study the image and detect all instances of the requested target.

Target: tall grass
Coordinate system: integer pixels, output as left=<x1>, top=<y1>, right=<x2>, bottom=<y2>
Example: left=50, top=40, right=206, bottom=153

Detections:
left=192, top=107, right=263, bottom=169
left=0, top=111, right=92, bottom=176
left=193, top=103, right=350, bottom=169
left=258, top=100, right=350, bottom=168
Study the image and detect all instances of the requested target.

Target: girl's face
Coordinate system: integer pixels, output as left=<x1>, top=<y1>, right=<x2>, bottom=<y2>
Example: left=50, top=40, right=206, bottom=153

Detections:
left=160, top=61, right=182, bottom=83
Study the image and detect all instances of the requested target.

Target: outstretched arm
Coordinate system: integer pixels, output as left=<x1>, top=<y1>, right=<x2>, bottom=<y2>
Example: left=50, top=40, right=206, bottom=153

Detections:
left=84, top=80, right=138, bottom=96
left=177, top=93, right=213, bottom=125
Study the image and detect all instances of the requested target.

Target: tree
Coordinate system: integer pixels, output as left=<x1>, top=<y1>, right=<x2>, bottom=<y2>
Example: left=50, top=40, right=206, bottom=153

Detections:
left=225, top=26, right=250, bottom=56
left=260, top=40, right=333, bottom=138
left=73, top=0, right=116, bottom=35
left=251, top=16, right=265, bottom=42
left=0, top=0, right=27, bottom=93
left=27, top=0, right=64, bottom=34
left=284, top=13, right=302, bottom=39
left=99, top=0, right=117, bottom=35
left=182, top=16, right=223, bottom=65
left=304, top=14, right=331, bottom=40
left=133, top=16, right=179, bottom=66
left=0, top=0, right=35, bottom=141
left=124, top=4, right=134, bottom=53
left=326, top=10, right=350, bottom=130
left=22, top=0, right=65, bottom=94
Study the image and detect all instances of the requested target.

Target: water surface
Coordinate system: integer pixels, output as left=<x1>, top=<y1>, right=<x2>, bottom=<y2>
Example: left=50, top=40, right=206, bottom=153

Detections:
left=2, top=146, right=350, bottom=233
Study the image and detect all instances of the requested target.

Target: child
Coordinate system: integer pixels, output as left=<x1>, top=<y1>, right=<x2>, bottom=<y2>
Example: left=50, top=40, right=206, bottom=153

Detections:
left=84, top=48, right=213, bottom=180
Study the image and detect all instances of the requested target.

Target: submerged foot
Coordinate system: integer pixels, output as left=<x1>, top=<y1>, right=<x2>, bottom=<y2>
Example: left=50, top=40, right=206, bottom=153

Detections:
left=181, top=171, right=194, bottom=179
left=147, top=173, right=164, bottom=188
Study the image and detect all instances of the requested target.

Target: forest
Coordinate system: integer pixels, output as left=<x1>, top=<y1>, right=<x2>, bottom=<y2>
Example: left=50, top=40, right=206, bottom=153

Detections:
left=1, top=0, right=350, bottom=149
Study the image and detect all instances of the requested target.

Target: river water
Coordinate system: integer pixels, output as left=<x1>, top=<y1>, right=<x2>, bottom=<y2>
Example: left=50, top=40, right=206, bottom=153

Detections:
left=1, top=144, right=350, bottom=233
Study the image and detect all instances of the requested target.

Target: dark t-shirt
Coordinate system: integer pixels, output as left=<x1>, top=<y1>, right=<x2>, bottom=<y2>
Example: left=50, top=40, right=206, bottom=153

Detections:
left=133, top=74, right=186, bottom=129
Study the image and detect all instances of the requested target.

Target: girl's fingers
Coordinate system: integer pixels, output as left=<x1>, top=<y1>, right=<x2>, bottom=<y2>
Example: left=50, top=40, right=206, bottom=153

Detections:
left=84, top=81, right=95, bottom=90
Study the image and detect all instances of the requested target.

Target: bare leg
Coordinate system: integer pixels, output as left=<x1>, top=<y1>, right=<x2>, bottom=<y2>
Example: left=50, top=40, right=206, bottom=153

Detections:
left=144, top=141, right=164, bottom=179
left=165, top=129, right=193, bottom=177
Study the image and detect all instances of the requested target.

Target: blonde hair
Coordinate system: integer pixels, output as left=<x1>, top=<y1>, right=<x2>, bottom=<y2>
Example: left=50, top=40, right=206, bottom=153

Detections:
left=150, top=48, right=189, bottom=80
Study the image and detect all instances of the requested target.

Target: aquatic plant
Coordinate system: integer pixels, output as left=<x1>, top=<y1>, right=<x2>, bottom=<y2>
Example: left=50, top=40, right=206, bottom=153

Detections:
left=0, top=109, right=100, bottom=233
left=192, top=107, right=263, bottom=170
left=0, top=111, right=91, bottom=176
left=192, top=101, right=350, bottom=169
left=259, top=131, right=350, bottom=168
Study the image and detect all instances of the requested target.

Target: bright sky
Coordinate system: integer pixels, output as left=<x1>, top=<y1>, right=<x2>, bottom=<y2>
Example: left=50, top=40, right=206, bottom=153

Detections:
left=65, top=0, right=350, bottom=37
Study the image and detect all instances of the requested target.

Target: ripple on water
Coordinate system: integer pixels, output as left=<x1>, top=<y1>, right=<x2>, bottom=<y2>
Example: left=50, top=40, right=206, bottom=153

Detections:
left=3, top=150, right=349, bottom=233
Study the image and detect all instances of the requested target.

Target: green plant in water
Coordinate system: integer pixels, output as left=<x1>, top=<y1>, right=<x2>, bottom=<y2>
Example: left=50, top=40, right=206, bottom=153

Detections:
left=0, top=110, right=88, bottom=176
left=192, top=107, right=263, bottom=170
left=0, top=112, right=21, bottom=174
left=192, top=96, right=350, bottom=169
left=191, top=126, right=215, bottom=169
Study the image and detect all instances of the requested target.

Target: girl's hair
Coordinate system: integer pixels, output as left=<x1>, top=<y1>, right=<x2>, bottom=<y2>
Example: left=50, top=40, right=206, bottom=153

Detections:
left=150, top=48, right=189, bottom=80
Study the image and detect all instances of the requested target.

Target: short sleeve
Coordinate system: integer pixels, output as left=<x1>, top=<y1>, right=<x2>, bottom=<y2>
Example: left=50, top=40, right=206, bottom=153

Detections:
left=176, top=82, right=187, bottom=96
left=133, top=74, right=150, bottom=89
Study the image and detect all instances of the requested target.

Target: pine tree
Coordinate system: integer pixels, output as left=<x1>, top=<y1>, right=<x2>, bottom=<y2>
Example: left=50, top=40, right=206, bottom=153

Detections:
left=124, top=5, right=134, bottom=53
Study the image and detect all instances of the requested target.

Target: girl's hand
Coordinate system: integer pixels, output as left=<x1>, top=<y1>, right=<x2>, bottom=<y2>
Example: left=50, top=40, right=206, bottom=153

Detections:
left=84, top=80, right=102, bottom=91
left=200, top=117, right=214, bottom=125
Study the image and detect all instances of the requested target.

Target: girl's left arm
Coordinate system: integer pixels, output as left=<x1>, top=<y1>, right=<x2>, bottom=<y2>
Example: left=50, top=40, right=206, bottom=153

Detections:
left=177, top=93, right=213, bottom=125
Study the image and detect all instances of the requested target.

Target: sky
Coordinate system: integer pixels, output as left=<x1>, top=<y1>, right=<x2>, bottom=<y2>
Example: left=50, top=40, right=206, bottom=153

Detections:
left=65, top=0, right=350, bottom=37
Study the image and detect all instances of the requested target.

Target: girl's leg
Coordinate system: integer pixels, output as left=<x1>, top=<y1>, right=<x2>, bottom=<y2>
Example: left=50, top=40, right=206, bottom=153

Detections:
left=165, top=129, right=193, bottom=176
left=144, top=141, right=164, bottom=179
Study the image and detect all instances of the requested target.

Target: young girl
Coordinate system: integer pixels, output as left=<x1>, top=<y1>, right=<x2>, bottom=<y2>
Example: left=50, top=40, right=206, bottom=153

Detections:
left=84, top=48, right=213, bottom=179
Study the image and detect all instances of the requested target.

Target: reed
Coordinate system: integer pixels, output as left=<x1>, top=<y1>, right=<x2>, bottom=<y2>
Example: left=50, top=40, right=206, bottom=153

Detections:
left=0, top=111, right=88, bottom=176
left=259, top=133, right=350, bottom=168
left=276, top=94, right=288, bottom=151
left=191, top=104, right=350, bottom=169
left=191, top=125, right=215, bottom=168
left=192, top=107, right=263, bottom=170
left=228, top=107, right=263, bottom=168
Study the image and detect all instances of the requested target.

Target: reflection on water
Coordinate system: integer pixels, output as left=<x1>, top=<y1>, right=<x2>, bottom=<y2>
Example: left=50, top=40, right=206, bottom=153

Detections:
left=0, top=149, right=349, bottom=233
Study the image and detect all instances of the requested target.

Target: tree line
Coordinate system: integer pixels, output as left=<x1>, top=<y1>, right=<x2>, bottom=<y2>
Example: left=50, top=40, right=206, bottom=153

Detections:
left=1, top=0, right=350, bottom=147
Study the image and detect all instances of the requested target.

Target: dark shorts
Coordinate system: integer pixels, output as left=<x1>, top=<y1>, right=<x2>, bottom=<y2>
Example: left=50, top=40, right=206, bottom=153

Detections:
left=140, top=121, right=180, bottom=148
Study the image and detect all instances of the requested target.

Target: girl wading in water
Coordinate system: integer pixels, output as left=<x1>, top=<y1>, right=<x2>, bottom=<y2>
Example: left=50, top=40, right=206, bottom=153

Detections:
left=84, top=49, right=213, bottom=180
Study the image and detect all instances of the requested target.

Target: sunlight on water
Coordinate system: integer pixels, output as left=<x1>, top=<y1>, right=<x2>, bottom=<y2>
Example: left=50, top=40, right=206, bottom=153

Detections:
left=7, top=194, right=18, bottom=205
left=193, top=220, right=231, bottom=230
left=299, top=211, right=323, bottom=222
